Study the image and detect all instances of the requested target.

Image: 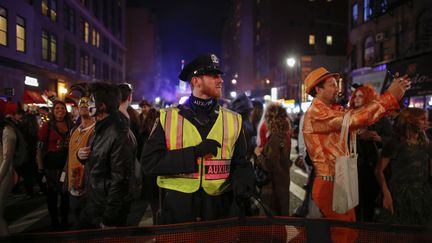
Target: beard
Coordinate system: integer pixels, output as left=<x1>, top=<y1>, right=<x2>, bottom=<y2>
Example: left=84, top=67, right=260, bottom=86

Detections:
left=201, top=85, right=221, bottom=98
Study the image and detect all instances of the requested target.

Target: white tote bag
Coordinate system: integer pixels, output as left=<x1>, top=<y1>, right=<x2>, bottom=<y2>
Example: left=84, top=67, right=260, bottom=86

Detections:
left=332, top=111, right=359, bottom=214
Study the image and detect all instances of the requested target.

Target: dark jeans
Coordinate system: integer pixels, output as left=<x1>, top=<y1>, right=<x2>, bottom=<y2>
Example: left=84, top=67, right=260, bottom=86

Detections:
left=69, top=193, right=86, bottom=230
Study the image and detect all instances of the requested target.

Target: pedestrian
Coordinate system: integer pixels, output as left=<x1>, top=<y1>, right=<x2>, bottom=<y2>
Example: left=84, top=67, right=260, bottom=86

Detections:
left=140, top=53, right=255, bottom=224
left=64, top=97, right=95, bottom=229
left=139, top=107, right=160, bottom=224
left=230, top=93, right=254, bottom=160
left=302, top=67, right=410, bottom=243
left=118, top=83, right=140, bottom=139
left=375, top=107, right=432, bottom=225
left=0, top=101, right=18, bottom=236
left=138, top=99, right=152, bottom=125
left=78, top=82, right=136, bottom=229
left=254, top=103, right=292, bottom=216
left=16, top=111, right=40, bottom=198
left=349, top=85, right=393, bottom=222
left=36, top=101, right=72, bottom=230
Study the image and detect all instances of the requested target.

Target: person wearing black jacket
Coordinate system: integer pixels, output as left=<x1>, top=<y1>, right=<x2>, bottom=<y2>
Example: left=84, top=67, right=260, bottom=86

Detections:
left=77, top=82, right=136, bottom=228
left=140, top=54, right=255, bottom=224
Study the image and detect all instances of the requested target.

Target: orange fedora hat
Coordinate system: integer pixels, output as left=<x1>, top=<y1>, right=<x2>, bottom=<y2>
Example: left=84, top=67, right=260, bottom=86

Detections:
left=304, top=67, right=340, bottom=94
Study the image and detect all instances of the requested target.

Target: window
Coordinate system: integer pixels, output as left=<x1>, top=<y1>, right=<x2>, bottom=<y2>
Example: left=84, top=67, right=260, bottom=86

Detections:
left=63, top=41, right=76, bottom=70
left=41, top=30, right=48, bottom=60
left=80, top=51, right=89, bottom=75
left=102, top=36, right=109, bottom=55
left=41, top=0, right=48, bottom=16
left=50, top=0, right=57, bottom=22
left=50, top=34, right=57, bottom=63
left=82, top=19, right=89, bottom=43
left=96, top=32, right=100, bottom=48
left=93, top=0, right=100, bottom=19
left=352, top=2, right=358, bottom=26
left=41, top=30, right=57, bottom=63
left=41, top=0, right=56, bottom=22
left=92, top=28, right=96, bottom=46
left=364, top=0, right=372, bottom=22
left=326, top=35, right=333, bottom=45
left=0, top=7, right=7, bottom=46
left=364, top=36, right=375, bottom=66
left=309, top=35, right=315, bottom=45
left=103, top=63, right=109, bottom=80
left=92, top=57, right=100, bottom=78
left=16, top=16, right=25, bottom=52
left=111, top=46, right=117, bottom=61
left=63, top=4, right=75, bottom=33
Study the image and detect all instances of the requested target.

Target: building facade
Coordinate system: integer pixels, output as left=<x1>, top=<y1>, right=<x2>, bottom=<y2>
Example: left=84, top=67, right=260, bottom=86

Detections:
left=348, top=0, right=432, bottom=109
left=0, top=0, right=125, bottom=104
left=222, top=0, right=348, bottom=102
left=125, top=5, right=160, bottom=102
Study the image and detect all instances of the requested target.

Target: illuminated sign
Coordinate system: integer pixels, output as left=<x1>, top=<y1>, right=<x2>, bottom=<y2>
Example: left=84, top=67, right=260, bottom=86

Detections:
left=24, top=76, right=39, bottom=87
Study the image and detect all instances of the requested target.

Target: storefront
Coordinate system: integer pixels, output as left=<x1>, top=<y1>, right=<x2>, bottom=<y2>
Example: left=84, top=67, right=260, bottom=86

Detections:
left=384, top=51, right=432, bottom=111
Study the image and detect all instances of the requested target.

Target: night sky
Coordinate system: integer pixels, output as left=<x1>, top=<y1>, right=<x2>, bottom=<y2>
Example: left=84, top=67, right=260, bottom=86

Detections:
left=128, top=0, right=232, bottom=84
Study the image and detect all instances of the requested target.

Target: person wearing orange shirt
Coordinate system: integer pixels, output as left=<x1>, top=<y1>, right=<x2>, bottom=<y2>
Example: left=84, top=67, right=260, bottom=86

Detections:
left=65, top=97, right=95, bottom=229
left=302, top=67, right=410, bottom=243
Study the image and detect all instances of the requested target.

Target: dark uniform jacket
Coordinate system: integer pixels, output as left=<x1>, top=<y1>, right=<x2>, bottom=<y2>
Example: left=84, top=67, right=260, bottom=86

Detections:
left=140, top=100, right=255, bottom=224
left=80, top=111, right=137, bottom=227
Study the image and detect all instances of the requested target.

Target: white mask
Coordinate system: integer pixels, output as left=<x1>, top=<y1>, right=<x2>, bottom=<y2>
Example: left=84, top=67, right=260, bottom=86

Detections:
left=88, top=95, right=97, bottom=117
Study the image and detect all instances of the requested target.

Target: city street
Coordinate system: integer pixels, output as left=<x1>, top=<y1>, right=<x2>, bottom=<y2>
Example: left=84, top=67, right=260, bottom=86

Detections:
left=5, top=139, right=308, bottom=234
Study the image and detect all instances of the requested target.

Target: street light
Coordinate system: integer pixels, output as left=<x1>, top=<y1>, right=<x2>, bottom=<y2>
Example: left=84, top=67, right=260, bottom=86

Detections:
left=286, top=57, right=296, bottom=68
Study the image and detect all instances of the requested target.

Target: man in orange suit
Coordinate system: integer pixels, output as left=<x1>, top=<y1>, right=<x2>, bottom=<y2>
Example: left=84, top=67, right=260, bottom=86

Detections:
left=302, top=67, right=410, bottom=243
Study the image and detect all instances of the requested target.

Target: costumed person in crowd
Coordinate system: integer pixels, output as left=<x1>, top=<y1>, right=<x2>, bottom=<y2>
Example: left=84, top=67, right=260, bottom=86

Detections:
left=349, top=84, right=393, bottom=222
left=36, top=101, right=73, bottom=230
left=254, top=103, right=292, bottom=216
left=78, top=82, right=136, bottom=229
left=302, top=67, right=410, bottom=243
left=140, top=53, right=255, bottom=224
left=65, top=97, right=95, bottom=229
left=375, top=107, right=432, bottom=225
left=0, top=101, right=18, bottom=236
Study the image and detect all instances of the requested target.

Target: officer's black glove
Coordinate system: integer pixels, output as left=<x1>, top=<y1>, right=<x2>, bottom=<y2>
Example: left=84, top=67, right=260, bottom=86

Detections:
left=194, top=139, right=221, bottom=158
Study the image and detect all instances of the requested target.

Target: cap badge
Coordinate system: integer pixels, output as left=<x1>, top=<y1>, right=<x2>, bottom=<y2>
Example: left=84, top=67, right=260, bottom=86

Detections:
left=210, top=54, right=219, bottom=64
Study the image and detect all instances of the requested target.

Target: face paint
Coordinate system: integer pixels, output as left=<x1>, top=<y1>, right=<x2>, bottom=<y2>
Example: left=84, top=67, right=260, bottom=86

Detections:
left=88, top=95, right=97, bottom=117
left=78, top=97, right=90, bottom=108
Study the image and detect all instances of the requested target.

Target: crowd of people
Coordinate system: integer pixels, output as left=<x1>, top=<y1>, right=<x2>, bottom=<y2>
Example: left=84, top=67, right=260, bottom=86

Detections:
left=0, top=54, right=431, bottom=242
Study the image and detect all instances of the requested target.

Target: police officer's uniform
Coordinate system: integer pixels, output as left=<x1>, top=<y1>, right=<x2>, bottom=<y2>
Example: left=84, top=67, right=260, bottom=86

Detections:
left=140, top=54, right=255, bottom=224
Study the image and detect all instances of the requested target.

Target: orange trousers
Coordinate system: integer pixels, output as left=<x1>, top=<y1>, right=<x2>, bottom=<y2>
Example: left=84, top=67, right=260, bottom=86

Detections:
left=312, top=177, right=358, bottom=243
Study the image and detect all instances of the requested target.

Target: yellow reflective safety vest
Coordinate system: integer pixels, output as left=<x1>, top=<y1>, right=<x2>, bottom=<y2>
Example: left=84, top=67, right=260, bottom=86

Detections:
left=158, top=106, right=242, bottom=196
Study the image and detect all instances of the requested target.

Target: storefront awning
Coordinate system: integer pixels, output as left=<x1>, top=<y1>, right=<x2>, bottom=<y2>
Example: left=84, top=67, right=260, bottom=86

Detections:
left=23, top=90, right=46, bottom=104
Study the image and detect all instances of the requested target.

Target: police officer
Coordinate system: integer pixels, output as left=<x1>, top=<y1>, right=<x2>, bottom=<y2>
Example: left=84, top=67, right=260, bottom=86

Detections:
left=140, top=53, right=255, bottom=224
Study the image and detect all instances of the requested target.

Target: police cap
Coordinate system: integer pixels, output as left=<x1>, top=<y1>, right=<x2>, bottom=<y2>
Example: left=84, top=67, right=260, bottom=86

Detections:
left=178, top=54, right=224, bottom=82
